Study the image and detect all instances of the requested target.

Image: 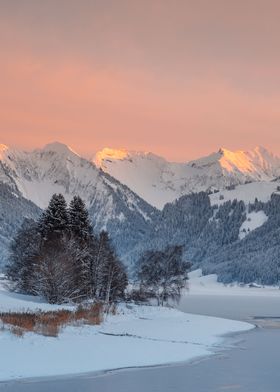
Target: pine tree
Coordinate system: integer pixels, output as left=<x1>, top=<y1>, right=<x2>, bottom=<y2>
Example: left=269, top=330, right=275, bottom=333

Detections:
left=36, top=193, right=72, bottom=302
left=39, top=193, right=69, bottom=241
left=68, top=196, right=94, bottom=297
left=6, top=219, right=40, bottom=294
left=68, top=196, right=92, bottom=243
left=7, top=195, right=128, bottom=304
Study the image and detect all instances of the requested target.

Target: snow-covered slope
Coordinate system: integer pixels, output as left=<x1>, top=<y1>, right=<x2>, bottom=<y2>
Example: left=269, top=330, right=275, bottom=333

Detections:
left=2, top=141, right=280, bottom=275
left=0, top=142, right=152, bottom=214
left=209, top=181, right=280, bottom=206
left=239, top=210, right=268, bottom=240
left=0, top=142, right=157, bottom=267
left=2, top=142, right=279, bottom=212
left=95, top=148, right=185, bottom=209
left=0, top=281, right=253, bottom=382
left=94, top=146, right=280, bottom=209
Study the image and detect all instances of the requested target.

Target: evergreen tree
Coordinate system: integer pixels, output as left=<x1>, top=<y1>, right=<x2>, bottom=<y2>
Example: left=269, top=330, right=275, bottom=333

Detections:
left=39, top=193, right=69, bottom=240
left=7, top=195, right=128, bottom=304
left=68, top=196, right=92, bottom=243
left=35, top=193, right=71, bottom=302
left=6, top=219, right=40, bottom=294
left=68, top=196, right=94, bottom=297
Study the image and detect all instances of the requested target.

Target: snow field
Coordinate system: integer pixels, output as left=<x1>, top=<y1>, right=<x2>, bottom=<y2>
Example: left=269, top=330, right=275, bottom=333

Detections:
left=0, top=276, right=254, bottom=382
left=0, top=303, right=253, bottom=381
left=187, top=269, right=280, bottom=297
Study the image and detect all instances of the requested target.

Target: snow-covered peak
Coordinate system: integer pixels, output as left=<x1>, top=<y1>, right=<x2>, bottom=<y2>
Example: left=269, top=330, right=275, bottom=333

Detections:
left=94, top=147, right=173, bottom=208
left=0, top=143, right=8, bottom=152
left=95, top=148, right=130, bottom=168
left=0, top=142, right=154, bottom=230
left=1, top=142, right=280, bottom=210
left=94, top=145, right=280, bottom=209
left=94, top=147, right=165, bottom=169
left=188, top=146, right=280, bottom=179
left=188, top=150, right=223, bottom=168
left=254, top=145, right=269, bottom=154
left=219, top=147, right=262, bottom=174
left=0, top=144, right=27, bottom=165
left=40, top=142, right=79, bottom=157
left=219, top=146, right=280, bottom=179
left=0, top=144, right=9, bottom=160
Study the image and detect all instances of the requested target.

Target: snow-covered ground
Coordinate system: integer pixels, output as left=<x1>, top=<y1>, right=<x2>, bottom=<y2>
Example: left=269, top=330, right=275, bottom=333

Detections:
left=209, top=181, right=280, bottom=207
left=0, top=276, right=73, bottom=313
left=187, top=269, right=280, bottom=297
left=239, top=210, right=268, bottom=239
left=0, top=276, right=253, bottom=382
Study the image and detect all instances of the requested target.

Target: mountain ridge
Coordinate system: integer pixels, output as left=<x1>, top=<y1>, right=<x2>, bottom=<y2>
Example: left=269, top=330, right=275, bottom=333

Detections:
left=1, top=141, right=280, bottom=283
left=94, top=145, right=280, bottom=208
left=1, top=142, right=280, bottom=210
left=0, top=142, right=157, bottom=267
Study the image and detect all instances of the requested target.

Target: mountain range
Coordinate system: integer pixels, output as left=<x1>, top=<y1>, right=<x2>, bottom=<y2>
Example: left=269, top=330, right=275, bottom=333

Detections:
left=1, top=142, right=280, bottom=284
left=94, top=146, right=280, bottom=208
left=0, top=142, right=156, bottom=267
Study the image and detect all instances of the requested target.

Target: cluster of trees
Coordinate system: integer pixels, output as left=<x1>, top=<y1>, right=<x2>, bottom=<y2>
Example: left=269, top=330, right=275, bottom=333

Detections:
left=249, top=194, right=280, bottom=217
left=211, top=199, right=246, bottom=245
left=6, top=194, right=127, bottom=304
left=129, top=192, right=248, bottom=265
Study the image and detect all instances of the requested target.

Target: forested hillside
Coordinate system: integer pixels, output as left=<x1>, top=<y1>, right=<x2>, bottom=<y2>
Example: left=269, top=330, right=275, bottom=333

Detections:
left=129, top=192, right=280, bottom=284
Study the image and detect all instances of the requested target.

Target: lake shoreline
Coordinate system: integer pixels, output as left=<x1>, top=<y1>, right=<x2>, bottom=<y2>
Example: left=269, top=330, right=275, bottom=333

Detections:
left=0, top=319, right=255, bottom=387
left=1, top=290, right=280, bottom=391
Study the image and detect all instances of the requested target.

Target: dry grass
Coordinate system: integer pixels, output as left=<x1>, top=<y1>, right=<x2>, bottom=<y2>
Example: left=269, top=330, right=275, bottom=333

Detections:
left=0, top=303, right=104, bottom=337
left=10, top=326, right=24, bottom=337
left=0, top=312, right=37, bottom=332
left=74, top=303, right=103, bottom=326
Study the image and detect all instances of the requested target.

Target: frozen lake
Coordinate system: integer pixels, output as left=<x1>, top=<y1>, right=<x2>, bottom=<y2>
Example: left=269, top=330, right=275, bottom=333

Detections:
left=1, top=293, right=280, bottom=392
left=179, top=292, right=280, bottom=322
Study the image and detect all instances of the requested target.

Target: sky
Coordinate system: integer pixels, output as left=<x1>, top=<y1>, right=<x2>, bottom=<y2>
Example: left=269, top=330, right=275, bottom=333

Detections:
left=0, top=0, right=280, bottom=161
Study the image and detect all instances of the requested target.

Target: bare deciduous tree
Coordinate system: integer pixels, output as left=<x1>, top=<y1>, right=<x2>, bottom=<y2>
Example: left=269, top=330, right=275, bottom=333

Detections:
left=136, top=245, right=191, bottom=306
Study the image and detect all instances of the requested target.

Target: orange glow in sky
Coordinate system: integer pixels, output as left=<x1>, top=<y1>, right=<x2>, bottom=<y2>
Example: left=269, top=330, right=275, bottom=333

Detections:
left=1, top=0, right=280, bottom=161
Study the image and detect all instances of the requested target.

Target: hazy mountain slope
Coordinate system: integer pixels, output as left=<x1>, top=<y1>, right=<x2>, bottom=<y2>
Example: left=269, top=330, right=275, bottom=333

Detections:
left=0, top=184, right=41, bottom=268
left=94, top=146, right=280, bottom=209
